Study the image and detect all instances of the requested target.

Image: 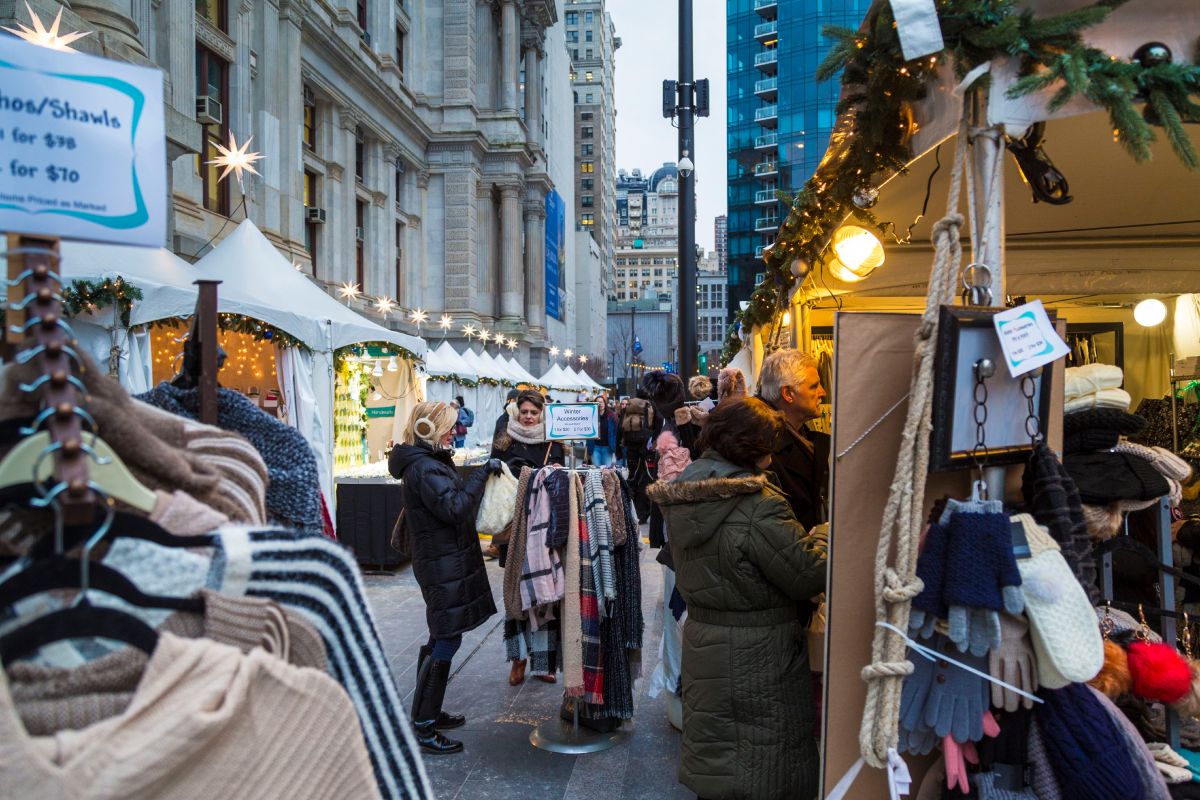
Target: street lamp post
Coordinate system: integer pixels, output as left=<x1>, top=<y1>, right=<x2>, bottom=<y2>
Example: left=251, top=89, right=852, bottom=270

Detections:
left=664, top=0, right=707, bottom=380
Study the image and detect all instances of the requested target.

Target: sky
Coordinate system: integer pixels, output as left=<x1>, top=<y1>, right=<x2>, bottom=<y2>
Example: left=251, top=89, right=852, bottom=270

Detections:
left=607, top=0, right=727, bottom=252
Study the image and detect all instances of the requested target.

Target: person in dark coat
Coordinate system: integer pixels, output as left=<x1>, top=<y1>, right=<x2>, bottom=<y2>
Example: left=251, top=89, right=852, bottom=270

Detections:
left=389, top=400, right=502, bottom=755
left=493, top=388, right=521, bottom=440
left=647, top=397, right=827, bottom=800
left=587, top=394, right=619, bottom=466
left=758, top=349, right=829, bottom=530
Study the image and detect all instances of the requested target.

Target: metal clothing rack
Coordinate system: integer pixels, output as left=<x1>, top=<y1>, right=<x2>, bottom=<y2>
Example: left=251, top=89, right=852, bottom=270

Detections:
left=527, top=446, right=632, bottom=755
left=1099, top=496, right=1181, bottom=749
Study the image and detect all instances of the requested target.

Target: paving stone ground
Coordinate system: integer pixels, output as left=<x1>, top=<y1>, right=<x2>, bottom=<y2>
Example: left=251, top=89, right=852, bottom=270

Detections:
left=363, top=531, right=693, bottom=800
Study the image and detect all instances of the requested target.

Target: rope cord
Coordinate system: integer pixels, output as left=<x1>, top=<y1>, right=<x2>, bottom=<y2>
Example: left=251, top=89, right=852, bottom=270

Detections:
left=857, top=112, right=973, bottom=769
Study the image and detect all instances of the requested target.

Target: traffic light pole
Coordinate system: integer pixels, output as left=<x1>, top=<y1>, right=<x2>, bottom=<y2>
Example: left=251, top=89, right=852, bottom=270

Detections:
left=676, top=0, right=697, bottom=380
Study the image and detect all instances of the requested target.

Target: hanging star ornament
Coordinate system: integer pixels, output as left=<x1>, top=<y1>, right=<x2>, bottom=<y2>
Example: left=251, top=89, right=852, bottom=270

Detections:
left=439, top=314, right=453, bottom=330
left=375, top=296, right=396, bottom=317
left=549, top=346, right=559, bottom=357
left=462, top=324, right=477, bottom=339
left=3, top=3, right=91, bottom=51
left=206, top=132, right=263, bottom=192
left=564, top=348, right=574, bottom=359
left=410, top=308, right=428, bottom=326
left=579, top=355, right=588, bottom=365
left=506, top=339, right=517, bottom=351
left=478, top=329, right=491, bottom=343
left=338, top=282, right=361, bottom=302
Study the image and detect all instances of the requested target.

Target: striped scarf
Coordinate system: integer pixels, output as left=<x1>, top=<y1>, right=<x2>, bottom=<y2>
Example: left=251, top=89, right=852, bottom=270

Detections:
left=584, top=470, right=616, bottom=607
left=502, top=467, right=535, bottom=621
left=563, top=470, right=585, bottom=694
left=519, top=468, right=565, bottom=625
left=578, top=473, right=604, bottom=704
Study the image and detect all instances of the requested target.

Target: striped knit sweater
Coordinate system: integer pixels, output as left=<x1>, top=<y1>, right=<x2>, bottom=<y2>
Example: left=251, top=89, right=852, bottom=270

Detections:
left=99, top=529, right=432, bottom=800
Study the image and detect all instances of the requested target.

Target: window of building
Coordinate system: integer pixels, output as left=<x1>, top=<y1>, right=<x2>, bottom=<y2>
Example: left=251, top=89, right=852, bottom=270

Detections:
left=581, top=111, right=593, bottom=120
left=355, top=126, right=365, bottom=182
left=581, top=126, right=593, bottom=138
left=355, top=200, right=366, bottom=287
left=580, top=143, right=593, bottom=156
left=302, top=91, right=317, bottom=151
left=196, top=45, right=229, bottom=216
left=584, top=10, right=593, bottom=22
left=356, top=0, right=367, bottom=32
left=303, top=170, right=319, bottom=276
left=572, top=49, right=579, bottom=61
left=581, top=213, right=594, bottom=226
left=581, top=195, right=593, bottom=207
left=585, top=51, right=593, bottom=61
left=394, top=221, right=404, bottom=299
left=585, top=93, right=593, bottom=102
left=581, top=178, right=593, bottom=190
left=195, top=0, right=226, bottom=31
left=395, top=27, right=405, bottom=74
left=585, top=29, right=592, bottom=42
left=566, top=30, right=577, bottom=42
left=580, top=161, right=594, bottom=173
left=565, top=11, right=577, bottom=25
left=394, top=160, right=404, bottom=205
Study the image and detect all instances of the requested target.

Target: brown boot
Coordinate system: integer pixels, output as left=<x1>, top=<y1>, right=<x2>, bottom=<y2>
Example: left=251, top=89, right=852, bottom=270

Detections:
left=535, top=674, right=557, bottom=684
left=483, top=543, right=500, bottom=560
left=508, top=659, right=526, bottom=686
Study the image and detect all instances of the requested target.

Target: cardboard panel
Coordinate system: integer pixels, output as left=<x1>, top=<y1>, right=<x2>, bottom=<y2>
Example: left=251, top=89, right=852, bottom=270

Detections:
left=820, top=311, right=1064, bottom=797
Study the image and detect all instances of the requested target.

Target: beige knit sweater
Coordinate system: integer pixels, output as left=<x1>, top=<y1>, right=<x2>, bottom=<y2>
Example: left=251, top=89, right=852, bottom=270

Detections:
left=0, top=633, right=379, bottom=799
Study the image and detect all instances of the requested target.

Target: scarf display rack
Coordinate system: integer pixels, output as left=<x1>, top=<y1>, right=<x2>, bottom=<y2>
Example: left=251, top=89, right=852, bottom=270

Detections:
left=505, top=448, right=642, bottom=755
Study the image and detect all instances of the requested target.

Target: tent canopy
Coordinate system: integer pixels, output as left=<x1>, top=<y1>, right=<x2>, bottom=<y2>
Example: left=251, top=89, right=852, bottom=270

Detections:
left=192, top=220, right=426, bottom=356
left=460, top=348, right=511, bottom=384
left=540, top=364, right=586, bottom=391
left=61, top=242, right=206, bottom=325
left=427, top=341, right=478, bottom=382
left=504, top=356, right=540, bottom=386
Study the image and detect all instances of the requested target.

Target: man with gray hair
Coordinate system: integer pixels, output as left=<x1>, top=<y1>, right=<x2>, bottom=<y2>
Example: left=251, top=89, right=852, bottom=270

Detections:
left=758, top=348, right=829, bottom=530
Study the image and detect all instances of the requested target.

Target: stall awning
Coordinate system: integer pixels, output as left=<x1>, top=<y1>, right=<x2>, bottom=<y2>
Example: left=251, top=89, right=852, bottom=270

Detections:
left=427, top=341, right=478, bottom=382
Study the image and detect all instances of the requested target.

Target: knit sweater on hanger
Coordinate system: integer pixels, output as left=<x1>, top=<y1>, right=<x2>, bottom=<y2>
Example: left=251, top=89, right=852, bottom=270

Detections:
left=0, top=633, right=379, bottom=800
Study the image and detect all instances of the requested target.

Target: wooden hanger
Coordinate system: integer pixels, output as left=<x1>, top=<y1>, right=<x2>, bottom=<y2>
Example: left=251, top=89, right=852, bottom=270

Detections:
left=0, top=431, right=156, bottom=514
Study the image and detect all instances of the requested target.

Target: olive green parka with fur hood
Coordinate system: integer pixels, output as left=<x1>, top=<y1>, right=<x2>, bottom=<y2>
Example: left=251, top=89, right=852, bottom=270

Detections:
left=647, top=451, right=827, bottom=800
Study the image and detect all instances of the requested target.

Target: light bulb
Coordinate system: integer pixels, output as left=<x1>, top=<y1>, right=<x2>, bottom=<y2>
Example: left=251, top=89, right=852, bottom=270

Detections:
left=828, top=225, right=885, bottom=283
left=1134, top=298, right=1167, bottom=327
left=372, top=360, right=383, bottom=377
left=782, top=311, right=791, bottom=326
left=387, top=356, right=398, bottom=372
left=372, top=391, right=382, bottom=401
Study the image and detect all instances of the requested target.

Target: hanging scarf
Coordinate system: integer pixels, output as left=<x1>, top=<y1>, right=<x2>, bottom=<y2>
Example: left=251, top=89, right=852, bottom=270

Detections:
left=520, top=468, right=565, bottom=626
left=584, top=470, right=616, bottom=606
left=578, top=473, right=604, bottom=705
left=563, top=472, right=584, bottom=695
left=503, top=467, right=535, bottom=622
left=507, top=418, right=547, bottom=445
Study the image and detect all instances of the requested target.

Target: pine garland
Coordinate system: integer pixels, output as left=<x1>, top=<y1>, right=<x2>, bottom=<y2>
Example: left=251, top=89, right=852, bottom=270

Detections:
left=62, top=278, right=143, bottom=327
left=217, top=313, right=310, bottom=352
left=721, top=0, right=1200, bottom=365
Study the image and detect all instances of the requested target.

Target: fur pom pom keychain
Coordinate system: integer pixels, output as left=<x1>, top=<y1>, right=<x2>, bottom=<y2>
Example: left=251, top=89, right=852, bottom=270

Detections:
left=1128, top=605, right=1192, bottom=704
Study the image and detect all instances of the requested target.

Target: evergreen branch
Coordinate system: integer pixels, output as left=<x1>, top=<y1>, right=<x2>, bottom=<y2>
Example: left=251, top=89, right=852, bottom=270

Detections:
left=1150, top=89, right=1199, bottom=169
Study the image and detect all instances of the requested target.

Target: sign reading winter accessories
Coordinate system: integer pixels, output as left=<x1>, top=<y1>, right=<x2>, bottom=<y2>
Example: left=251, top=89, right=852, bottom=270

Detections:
left=0, top=36, right=166, bottom=247
left=545, top=403, right=599, bottom=441
left=993, top=299, right=1071, bottom=377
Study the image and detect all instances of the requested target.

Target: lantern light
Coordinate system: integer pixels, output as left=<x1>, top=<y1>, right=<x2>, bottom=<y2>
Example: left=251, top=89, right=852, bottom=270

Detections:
left=827, top=225, right=885, bottom=283
left=1134, top=298, right=1167, bottom=327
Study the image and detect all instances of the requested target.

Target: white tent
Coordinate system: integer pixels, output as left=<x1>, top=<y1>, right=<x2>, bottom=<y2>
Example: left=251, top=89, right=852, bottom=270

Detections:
left=540, top=364, right=588, bottom=391
left=426, top=341, right=478, bottom=382
left=569, top=367, right=605, bottom=392
left=504, top=356, right=541, bottom=386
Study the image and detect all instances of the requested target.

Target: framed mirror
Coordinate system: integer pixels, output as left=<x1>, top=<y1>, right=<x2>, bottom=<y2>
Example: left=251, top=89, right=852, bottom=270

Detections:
left=930, top=306, right=1055, bottom=472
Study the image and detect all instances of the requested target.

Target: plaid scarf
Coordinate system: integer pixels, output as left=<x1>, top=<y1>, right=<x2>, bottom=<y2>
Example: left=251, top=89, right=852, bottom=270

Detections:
left=502, top=467, right=535, bottom=621
left=520, top=468, right=565, bottom=626
left=584, top=471, right=616, bottom=607
left=578, top=473, right=604, bottom=705
left=503, top=618, right=559, bottom=675
left=563, top=469, right=584, bottom=695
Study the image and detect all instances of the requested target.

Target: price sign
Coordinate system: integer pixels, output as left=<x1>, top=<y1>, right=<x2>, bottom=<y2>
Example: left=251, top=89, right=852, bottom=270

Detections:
left=545, top=403, right=600, bottom=441
left=993, top=299, right=1070, bottom=377
left=0, top=37, right=166, bottom=246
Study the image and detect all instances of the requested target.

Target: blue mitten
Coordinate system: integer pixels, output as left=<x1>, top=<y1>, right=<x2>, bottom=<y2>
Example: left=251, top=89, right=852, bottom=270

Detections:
left=909, top=523, right=950, bottom=638
left=921, top=633, right=990, bottom=744
left=898, top=637, right=939, bottom=755
left=943, top=512, right=1024, bottom=655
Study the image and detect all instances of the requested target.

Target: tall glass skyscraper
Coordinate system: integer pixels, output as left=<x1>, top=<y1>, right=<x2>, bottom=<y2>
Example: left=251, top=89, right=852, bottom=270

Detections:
left=726, top=0, right=870, bottom=311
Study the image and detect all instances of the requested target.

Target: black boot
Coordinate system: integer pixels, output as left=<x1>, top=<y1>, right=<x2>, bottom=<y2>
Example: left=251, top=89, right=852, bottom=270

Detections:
left=413, top=659, right=463, bottom=754
left=412, top=646, right=465, bottom=729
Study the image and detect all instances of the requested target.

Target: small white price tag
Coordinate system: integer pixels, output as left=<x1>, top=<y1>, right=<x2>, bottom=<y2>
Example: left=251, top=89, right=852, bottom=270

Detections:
left=993, top=299, right=1070, bottom=377
left=889, top=0, right=944, bottom=61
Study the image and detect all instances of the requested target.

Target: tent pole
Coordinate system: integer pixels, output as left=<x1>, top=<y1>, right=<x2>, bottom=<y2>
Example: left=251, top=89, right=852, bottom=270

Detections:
left=193, top=280, right=221, bottom=425
left=969, top=89, right=1006, bottom=302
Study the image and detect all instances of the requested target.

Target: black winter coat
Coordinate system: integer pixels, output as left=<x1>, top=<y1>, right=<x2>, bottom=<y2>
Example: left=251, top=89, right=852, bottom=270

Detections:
left=490, top=432, right=565, bottom=472
left=388, top=442, right=497, bottom=638
left=767, top=421, right=829, bottom=531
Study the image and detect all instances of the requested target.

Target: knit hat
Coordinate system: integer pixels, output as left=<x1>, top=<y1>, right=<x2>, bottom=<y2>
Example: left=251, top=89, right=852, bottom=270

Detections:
left=1113, top=441, right=1195, bottom=482
left=1082, top=503, right=1123, bottom=540
left=1026, top=719, right=1064, bottom=800
left=1062, top=408, right=1147, bottom=437
left=687, top=375, right=712, bottom=400
left=640, top=371, right=685, bottom=416
left=1087, top=685, right=1174, bottom=800
left=1064, top=364, right=1123, bottom=401
left=1034, top=683, right=1143, bottom=800
left=1021, top=443, right=1101, bottom=604
left=1064, top=451, right=1171, bottom=504
left=717, top=367, right=746, bottom=404
left=1064, top=387, right=1132, bottom=414
left=1063, top=427, right=1122, bottom=455
left=1012, top=514, right=1104, bottom=688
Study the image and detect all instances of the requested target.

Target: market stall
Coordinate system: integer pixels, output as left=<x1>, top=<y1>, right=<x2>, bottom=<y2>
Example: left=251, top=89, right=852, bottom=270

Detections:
left=717, top=1, right=1200, bottom=797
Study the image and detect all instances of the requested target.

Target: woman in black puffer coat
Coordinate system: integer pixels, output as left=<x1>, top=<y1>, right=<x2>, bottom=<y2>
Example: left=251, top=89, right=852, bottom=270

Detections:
left=389, top=400, right=502, bottom=755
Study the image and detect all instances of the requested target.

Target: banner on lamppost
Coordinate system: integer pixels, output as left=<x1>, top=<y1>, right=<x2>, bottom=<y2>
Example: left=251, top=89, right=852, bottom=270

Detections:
left=545, top=190, right=564, bottom=321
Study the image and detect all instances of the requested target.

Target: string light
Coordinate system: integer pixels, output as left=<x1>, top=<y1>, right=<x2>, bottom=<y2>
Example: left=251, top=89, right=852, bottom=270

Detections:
left=439, top=314, right=453, bottom=330
left=3, top=2, right=90, bottom=51
left=410, top=309, right=428, bottom=332
left=549, top=346, right=560, bottom=357
left=462, top=324, right=477, bottom=339
left=506, top=339, right=517, bottom=351
left=479, top=329, right=491, bottom=342
left=564, top=348, right=574, bottom=359
left=579, top=355, right=588, bottom=365
left=339, top=282, right=361, bottom=302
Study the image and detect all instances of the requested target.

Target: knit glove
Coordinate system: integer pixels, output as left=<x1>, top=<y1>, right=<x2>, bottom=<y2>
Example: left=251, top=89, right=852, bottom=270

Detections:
left=898, top=638, right=940, bottom=755
left=1153, top=760, right=1193, bottom=784
left=944, top=511, right=1024, bottom=655
left=922, top=633, right=991, bottom=743
left=974, top=771, right=1037, bottom=799
left=944, top=736, right=980, bottom=794
left=909, top=522, right=950, bottom=638
left=1148, top=742, right=1193, bottom=783
left=989, top=613, right=1039, bottom=711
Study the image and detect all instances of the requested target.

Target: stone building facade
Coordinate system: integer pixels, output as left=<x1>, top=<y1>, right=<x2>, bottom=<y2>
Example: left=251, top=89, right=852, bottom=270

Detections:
left=2, top=0, right=592, bottom=369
